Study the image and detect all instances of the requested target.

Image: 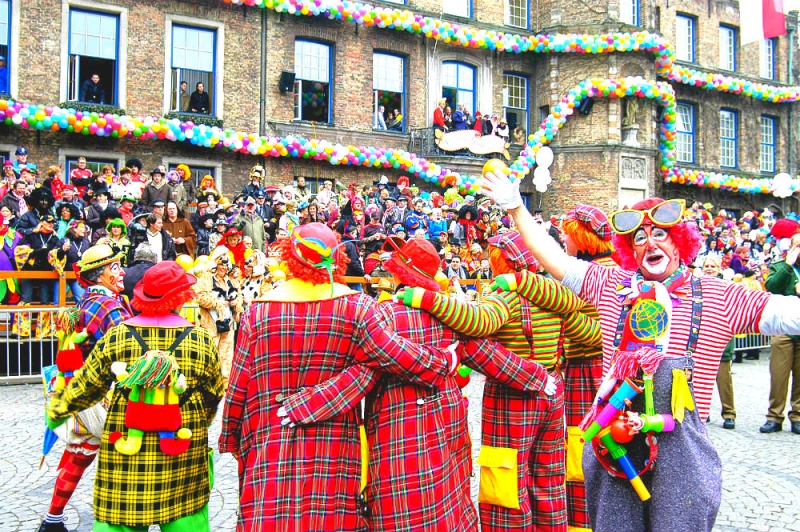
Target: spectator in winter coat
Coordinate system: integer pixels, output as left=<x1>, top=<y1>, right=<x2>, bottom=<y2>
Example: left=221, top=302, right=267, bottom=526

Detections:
left=189, top=82, right=211, bottom=114
left=195, top=214, right=215, bottom=257
left=79, top=73, right=105, bottom=103
left=1, top=179, right=28, bottom=217
left=17, top=188, right=55, bottom=237
left=162, top=201, right=196, bottom=257
left=452, top=104, right=468, bottom=131
left=140, top=168, right=171, bottom=210
left=85, top=189, right=114, bottom=230
left=19, top=213, right=60, bottom=305
left=57, top=220, right=92, bottom=300
left=121, top=243, right=158, bottom=301
left=234, top=198, right=267, bottom=252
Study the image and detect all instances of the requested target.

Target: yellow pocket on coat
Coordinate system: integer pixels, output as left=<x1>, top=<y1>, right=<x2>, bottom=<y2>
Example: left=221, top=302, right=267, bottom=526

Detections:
left=477, top=445, right=520, bottom=509
left=565, top=426, right=585, bottom=483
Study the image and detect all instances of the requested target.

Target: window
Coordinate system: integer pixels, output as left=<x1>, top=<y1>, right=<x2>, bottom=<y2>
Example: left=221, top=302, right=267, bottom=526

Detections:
left=373, top=53, right=405, bottom=132
left=760, top=116, right=776, bottom=173
left=505, top=0, right=527, bottom=28
left=676, top=102, right=695, bottom=164
left=539, top=105, right=550, bottom=126
left=760, top=38, right=775, bottom=79
left=0, top=1, right=10, bottom=95
left=442, top=0, right=471, bottom=18
left=171, top=25, right=216, bottom=115
left=503, top=74, right=528, bottom=132
left=620, top=0, right=639, bottom=26
left=65, top=156, right=117, bottom=183
left=720, top=109, right=737, bottom=168
left=68, top=9, right=119, bottom=105
left=441, top=62, right=475, bottom=117
left=167, top=163, right=215, bottom=189
left=675, top=15, right=694, bottom=63
left=719, top=26, right=736, bottom=71
left=294, top=40, right=332, bottom=124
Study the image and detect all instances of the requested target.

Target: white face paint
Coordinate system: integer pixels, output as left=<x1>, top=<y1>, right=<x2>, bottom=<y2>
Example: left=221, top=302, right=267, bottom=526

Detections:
left=632, top=226, right=680, bottom=281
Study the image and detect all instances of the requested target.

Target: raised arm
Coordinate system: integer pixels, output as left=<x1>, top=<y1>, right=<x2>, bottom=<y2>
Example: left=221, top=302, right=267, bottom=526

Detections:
left=281, top=365, right=380, bottom=425
left=480, top=171, right=570, bottom=280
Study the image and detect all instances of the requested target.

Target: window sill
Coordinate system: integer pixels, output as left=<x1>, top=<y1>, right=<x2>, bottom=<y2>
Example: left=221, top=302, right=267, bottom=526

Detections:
left=60, top=101, right=127, bottom=115
left=373, top=128, right=406, bottom=134
left=164, top=112, right=223, bottom=128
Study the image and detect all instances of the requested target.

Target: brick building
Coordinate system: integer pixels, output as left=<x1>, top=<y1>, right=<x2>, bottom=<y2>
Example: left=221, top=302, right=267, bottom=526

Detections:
left=0, top=0, right=796, bottom=216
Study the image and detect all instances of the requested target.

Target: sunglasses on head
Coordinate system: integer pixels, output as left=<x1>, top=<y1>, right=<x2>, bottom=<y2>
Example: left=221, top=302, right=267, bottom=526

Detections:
left=610, top=199, right=685, bottom=235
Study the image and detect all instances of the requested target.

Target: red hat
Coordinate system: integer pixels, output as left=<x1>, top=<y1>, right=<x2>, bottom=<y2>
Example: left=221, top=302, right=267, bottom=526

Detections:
left=222, top=226, right=243, bottom=239
left=133, top=261, right=196, bottom=306
left=771, top=218, right=800, bottom=239
left=264, top=185, right=280, bottom=192
left=564, top=204, right=613, bottom=241
left=488, top=231, right=538, bottom=271
left=291, top=222, right=340, bottom=270
left=382, top=237, right=441, bottom=292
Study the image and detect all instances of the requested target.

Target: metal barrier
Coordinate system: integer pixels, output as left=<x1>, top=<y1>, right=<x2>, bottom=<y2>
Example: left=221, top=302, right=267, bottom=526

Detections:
left=733, top=333, right=771, bottom=353
left=0, top=306, right=60, bottom=383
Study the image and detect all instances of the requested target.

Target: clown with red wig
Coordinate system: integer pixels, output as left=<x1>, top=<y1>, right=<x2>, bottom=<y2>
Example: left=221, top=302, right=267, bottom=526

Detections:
left=273, top=235, right=553, bottom=531
left=220, top=223, right=462, bottom=531
left=482, top=170, right=800, bottom=532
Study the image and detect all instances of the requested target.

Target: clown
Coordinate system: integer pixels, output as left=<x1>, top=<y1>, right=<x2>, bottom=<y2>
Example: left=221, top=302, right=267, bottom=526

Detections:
left=396, top=231, right=601, bottom=531
left=220, top=223, right=460, bottom=531
left=38, top=245, right=133, bottom=532
left=276, top=236, right=553, bottom=531
left=47, top=261, right=223, bottom=531
left=481, top=170, right=800, bottom=532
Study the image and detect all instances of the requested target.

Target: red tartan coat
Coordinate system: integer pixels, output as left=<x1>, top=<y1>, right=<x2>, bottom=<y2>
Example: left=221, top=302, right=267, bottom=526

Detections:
left=281, top=301, right=550, bottom=531
left=219, top=292, right=453, bottom=532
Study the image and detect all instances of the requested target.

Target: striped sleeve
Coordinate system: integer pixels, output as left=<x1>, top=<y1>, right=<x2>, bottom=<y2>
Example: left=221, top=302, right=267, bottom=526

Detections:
left=562, top=311, right=603, bottom=348
left=516, top=270, right=588, bottom=313
left=721, top=281, right=772, bottom=335
left=422, top=290, right=512, bottom=337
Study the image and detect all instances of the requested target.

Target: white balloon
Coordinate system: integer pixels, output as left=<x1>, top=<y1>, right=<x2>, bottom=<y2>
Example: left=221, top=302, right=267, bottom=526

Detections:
left=535, top=184, right=548, bottom=193
left=533, top=166, right=551, bottom=182
left=536, top=146, right=554, bottom=169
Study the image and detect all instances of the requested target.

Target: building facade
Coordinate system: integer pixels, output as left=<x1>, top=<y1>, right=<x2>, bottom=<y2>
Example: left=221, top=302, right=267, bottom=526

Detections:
left=0, top=0, right=796, bottom=216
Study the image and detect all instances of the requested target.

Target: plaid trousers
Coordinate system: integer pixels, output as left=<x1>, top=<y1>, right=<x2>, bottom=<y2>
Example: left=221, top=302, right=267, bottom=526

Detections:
left=480, top=374, right=567, bottom=532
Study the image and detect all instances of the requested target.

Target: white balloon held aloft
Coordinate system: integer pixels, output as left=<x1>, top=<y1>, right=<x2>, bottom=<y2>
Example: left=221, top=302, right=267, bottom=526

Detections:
left=535, top=146, right=554, bottom=169
left=533, top=166, right=552, bottom=185
left=772, top=172, right=794, bottom=199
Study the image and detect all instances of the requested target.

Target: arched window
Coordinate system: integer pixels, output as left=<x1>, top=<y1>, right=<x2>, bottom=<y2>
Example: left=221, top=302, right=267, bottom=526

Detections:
left=441, top=62, right=475, bottom=116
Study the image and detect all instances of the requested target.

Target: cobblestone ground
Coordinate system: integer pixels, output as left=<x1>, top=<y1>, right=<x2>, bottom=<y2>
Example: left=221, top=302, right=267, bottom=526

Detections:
left=3, top=353, right=799, bottom=532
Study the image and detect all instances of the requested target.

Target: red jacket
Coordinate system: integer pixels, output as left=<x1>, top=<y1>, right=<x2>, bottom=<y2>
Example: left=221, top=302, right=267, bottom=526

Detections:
left=433, top=106, right=445, bottom=128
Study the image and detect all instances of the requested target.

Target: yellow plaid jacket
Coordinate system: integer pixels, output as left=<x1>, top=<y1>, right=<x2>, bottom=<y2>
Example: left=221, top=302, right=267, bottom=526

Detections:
left=50, top=323, right=224, bottom=526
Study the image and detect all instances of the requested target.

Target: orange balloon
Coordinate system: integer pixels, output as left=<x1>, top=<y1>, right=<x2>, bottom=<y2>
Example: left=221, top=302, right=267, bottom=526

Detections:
left=482, top=159, right=508, bottom=178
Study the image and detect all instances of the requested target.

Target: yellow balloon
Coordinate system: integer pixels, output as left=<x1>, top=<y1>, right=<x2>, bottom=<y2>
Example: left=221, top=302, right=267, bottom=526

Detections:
left=175, top=254, right=194, bottom=271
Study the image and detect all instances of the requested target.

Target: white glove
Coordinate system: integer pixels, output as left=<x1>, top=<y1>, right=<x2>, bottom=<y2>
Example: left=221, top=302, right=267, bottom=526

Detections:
left=480, top=171, right=523, bottom=211
left=787, top=246, right=800, bottom=266
left=543, top=375, right=557, bottom=396
left=445, top=340, right=460, bottom=374
left=276, top=406, right=296, bottom=427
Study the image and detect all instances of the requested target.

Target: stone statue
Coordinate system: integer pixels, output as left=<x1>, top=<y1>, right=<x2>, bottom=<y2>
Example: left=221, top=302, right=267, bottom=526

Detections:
left=622, top=98, right=639, bottom=127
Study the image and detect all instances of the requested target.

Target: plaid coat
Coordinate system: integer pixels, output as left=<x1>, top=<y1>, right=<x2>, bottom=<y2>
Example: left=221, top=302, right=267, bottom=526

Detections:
left=49, top=323, right=224, bottom=526
left=219, top=292, right=453, bottom=532
left=281, top=301, right=550, bottom=531
left=77, top=287, right=134, bottom=354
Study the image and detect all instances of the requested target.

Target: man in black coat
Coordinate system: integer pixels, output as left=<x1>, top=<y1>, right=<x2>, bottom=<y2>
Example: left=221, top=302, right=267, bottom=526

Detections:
left=189, top=82, right=211, bottom=114
left=122, top=243, right=158, bottom=301
left=80, top=73, right=105, bottom=104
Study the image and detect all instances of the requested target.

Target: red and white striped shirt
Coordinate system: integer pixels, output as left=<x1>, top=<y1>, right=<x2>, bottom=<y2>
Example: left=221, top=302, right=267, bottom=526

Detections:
left=578, top=263, right=772, bottom=421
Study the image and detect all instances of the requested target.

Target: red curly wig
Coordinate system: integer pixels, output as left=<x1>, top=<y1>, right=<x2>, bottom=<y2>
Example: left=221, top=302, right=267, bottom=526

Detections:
left=562, top=219, right=614, bottom=256
left=612, top=197, right=703, bottom=270
left=278, top=236, right=349, bottom=285
left=132, top=289, right=197, bottom=315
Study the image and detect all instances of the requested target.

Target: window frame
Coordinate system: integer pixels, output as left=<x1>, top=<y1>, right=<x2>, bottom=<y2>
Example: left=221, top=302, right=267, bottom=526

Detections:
left=675, top=101, right=695, bottom=164
left=502, top=72, right=529, bottom=134
left=760, top=38, right=776, bottom=80
left=718, top=25, right=736, bottom=72
left=759, top=115, right=776, bottom=174
left=162, top=157, right=223, bottom=192
left=504, top=0, right=528, bottom=29
left=373, top=51, right=406, bottom=133
left=675, top=14, right=695, bottom=63
left=67, top=8, right=120, bottom=105
left=57, top=148, right=125, bottom=184
left=441, top=61, right=476, bottom=118
left=620, top=0, right=639, bottom=26
left=442, top=0, right=472, bottom=19
left=719, top=108, right=738, bottom=169
left=59, top=1, right=128, bottom=108
left=163, top=14, right=225, bottom=118
left=293, top=39, right=333, bottom=124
